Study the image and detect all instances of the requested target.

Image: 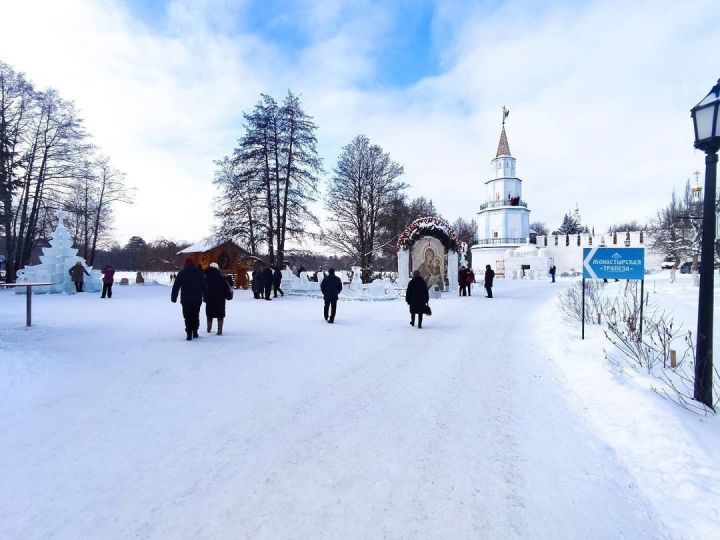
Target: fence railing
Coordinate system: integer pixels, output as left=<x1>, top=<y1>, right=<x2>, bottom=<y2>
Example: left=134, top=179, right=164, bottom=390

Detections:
left=478, top=199, right=528, bottom=211
left=475, top=238, right=527, bottom=245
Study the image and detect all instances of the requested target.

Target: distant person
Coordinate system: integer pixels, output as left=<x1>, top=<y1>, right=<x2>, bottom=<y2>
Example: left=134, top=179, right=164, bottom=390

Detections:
left=405, top=270, right=429, bottom=329
left=262, top=266, right=273, bottom=300
left=458, top=266, right=467, bottom=296
left=549, top=265, right=557, bottom=283
left=100, top=264, right=115, bottom=298
left=135, top=271, right=144, bottom=284
left=171, top=257, right=208, bottom=341
left=68, top=261, right=90, bottom=293
left=272, top=266, right=284, bottom=298
left=205, top=262, right=230, bottom=335
left=320, top=267, right=343, bottom=323
left=466, top=268, right=476, bottom=295
left=484, top=264, right=495, bottom=298
left=251, top=268, right=263, bottom=299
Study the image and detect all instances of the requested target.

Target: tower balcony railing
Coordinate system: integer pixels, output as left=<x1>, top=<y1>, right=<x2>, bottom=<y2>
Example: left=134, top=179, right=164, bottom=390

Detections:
left=475, top=237, right=527, bottom=245
left=478, top=199, right=528, bottom=211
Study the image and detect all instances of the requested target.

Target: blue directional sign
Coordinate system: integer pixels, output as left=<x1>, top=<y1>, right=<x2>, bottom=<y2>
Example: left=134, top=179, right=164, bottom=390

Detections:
left=582, top=247, right=645, bottom=279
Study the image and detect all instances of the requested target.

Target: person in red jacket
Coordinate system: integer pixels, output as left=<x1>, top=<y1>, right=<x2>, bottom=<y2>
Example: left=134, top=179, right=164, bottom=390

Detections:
left=458, top=266, right=467, bottom=296
left=101, top=264, right=115, bottom=298
left=465, top=267, right=476, bottom=296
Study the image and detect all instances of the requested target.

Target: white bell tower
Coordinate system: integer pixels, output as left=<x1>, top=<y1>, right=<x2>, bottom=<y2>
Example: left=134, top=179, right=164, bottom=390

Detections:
left=471, top=109, right=531, bottom=272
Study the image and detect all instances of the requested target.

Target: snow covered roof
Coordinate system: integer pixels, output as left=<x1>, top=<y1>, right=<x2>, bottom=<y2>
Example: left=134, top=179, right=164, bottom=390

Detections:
left=178, top=238, right=229, bottom=254
left=496, top=126, right=511, bottom=157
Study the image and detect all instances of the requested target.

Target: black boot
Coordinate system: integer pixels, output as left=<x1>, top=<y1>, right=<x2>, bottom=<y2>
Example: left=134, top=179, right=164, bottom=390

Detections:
left=186, top=330, right=192, bottom=341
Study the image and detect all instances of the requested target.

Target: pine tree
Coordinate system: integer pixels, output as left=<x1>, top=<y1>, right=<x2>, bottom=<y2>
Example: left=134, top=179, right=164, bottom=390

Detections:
left=553, top=213, right=588, bottom=235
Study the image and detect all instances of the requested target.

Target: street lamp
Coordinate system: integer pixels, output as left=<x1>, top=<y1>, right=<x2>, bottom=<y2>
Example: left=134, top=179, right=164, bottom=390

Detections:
left=690, top=78, right=720, bottom=408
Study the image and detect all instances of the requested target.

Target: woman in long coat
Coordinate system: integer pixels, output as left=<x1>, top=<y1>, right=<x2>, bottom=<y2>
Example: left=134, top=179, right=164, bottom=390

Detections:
left=405, top=270, right=429, bottom=329
left=205, top=263, right=229, bottom=335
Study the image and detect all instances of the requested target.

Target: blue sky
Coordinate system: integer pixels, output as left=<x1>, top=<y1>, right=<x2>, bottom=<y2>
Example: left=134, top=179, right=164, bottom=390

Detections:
left=1, top=0, right=718, bottom=243
left=126, top=0, right=442, bottom=88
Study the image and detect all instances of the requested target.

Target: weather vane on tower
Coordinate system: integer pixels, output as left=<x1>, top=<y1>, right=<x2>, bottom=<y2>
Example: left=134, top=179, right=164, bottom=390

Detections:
left=502, top=106, right=509, bottom=125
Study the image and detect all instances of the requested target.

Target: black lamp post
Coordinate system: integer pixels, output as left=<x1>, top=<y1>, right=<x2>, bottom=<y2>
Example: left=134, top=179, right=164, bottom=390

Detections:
left=690, top=79, right=720, bottom=408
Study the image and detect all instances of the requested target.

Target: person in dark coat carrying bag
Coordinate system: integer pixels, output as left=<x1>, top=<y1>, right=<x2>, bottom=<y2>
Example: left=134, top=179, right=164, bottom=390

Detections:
left=484, top=264, right=495, bottom=298
left=205, top=262, right=232, bottom=335
left=171, top=257, right=208, bottom=341
left=405, top=270, right=430, bottom=329
left=320, top=268, right=343, bottom=323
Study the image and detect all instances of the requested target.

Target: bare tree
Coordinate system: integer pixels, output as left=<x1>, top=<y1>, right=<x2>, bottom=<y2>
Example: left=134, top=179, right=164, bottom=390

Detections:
left=1, top=61, right=93, bottom=280
left=529, top=221, right=549, bottom=236
left=323, top=135, right=405, bottom=280
left=650, top=181, right=701, bottom=273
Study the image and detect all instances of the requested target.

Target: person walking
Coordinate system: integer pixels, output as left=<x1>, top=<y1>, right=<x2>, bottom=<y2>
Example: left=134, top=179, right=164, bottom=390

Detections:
left=171, top=257, right=207, bottom=341
left=272, top=266, right=284, bottom=298
left=406, top=270, right=429, bottom=329
left=69, top=261, right=90, bottom=292
left=458, top=266, right=467, bottom=296
left=320, top=268, right=343, bottom=323
left=251, top=268, right=263, bottom=299
left=466, top=267, right=476, bottom=296
left=484, top=264, right=495, bottom=298
left=100, top=264, right=115, bottom=298
left=205, top=262, right=231, bottom=335
left=262, top=266, right=273, bottom=300
left=549, top=264, right=557, bottom=283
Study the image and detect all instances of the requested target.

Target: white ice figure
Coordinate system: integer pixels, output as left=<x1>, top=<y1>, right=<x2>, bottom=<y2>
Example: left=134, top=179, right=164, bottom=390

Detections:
left=349, top=266, right=363, bottom=292
left=15, top=210, right=101, bottom=294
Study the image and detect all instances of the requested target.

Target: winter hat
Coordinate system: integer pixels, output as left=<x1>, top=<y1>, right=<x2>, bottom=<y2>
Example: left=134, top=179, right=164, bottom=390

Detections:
left=185, top=257, right=195, bottom=265
left=209, top=262, right=219, bottom=269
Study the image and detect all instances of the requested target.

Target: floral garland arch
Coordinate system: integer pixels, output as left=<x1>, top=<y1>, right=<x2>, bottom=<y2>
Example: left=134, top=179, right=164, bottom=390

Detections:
left=397, top=216, right=459, bottom=252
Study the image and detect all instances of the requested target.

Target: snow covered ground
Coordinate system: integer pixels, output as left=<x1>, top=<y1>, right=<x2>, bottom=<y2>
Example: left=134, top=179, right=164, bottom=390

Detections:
left=0, top=276, right=716, bottom=538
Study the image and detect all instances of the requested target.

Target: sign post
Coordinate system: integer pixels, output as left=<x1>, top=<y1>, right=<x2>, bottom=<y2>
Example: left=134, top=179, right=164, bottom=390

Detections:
left=581, top=247, right=645, bottom=340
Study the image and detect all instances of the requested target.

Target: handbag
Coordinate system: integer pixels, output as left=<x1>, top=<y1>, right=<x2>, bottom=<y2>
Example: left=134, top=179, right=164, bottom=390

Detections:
left=423, top=304, right=432, bottom=316
left=225, top=280, right=234, bottom=300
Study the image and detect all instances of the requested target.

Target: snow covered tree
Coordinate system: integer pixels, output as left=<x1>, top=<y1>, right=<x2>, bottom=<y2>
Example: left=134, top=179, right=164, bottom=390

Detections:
left=323, top=135, right=405, bottom=280
left=553, top=213, right=588, bottom=235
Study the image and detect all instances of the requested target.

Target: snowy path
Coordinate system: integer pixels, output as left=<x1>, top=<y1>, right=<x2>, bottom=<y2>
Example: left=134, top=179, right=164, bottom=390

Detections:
left=0, top=282, right=666, bottom=538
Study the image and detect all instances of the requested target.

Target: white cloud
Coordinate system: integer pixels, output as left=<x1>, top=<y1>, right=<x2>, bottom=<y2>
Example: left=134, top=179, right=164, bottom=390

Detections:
left=1, top=0, right=717, bottom=248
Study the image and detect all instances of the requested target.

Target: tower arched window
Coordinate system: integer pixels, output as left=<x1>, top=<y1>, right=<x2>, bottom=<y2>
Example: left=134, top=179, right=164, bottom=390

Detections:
left=640, top=230, right=644, bottom=243
left=566, top=234, right=569, bottom=247
left=588, top=236, right=592, bottom=246
left=554, top=235, right=558, bottom=246
left=577, top=234, right=581, bottom=246
left=544, top=236, right=547, bottom=247
left=613, top=232, right=617, bottom=245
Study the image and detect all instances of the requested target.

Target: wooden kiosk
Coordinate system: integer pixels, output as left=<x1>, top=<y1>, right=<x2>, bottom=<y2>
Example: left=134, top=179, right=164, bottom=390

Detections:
left=177, top=239, right=258, bottom=288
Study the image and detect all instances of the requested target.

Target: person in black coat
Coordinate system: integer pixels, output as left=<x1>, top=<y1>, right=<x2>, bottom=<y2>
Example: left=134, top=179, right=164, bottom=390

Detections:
left=320, top=268, right=343, bottom=323
left=251, top=268, right=262, bottom=299
left=205, top=263, right=229, bottom=335
left=484, top=264, right=495, bottom=298
left=405, top=270, right=429, bottom=329
left=171, top=257, right=208, bottom=341
left=262, top=266, right=273, bottom=300
left=549, top=264, right=556, bottom=283
left=272, top=266, right=284, bottom=298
